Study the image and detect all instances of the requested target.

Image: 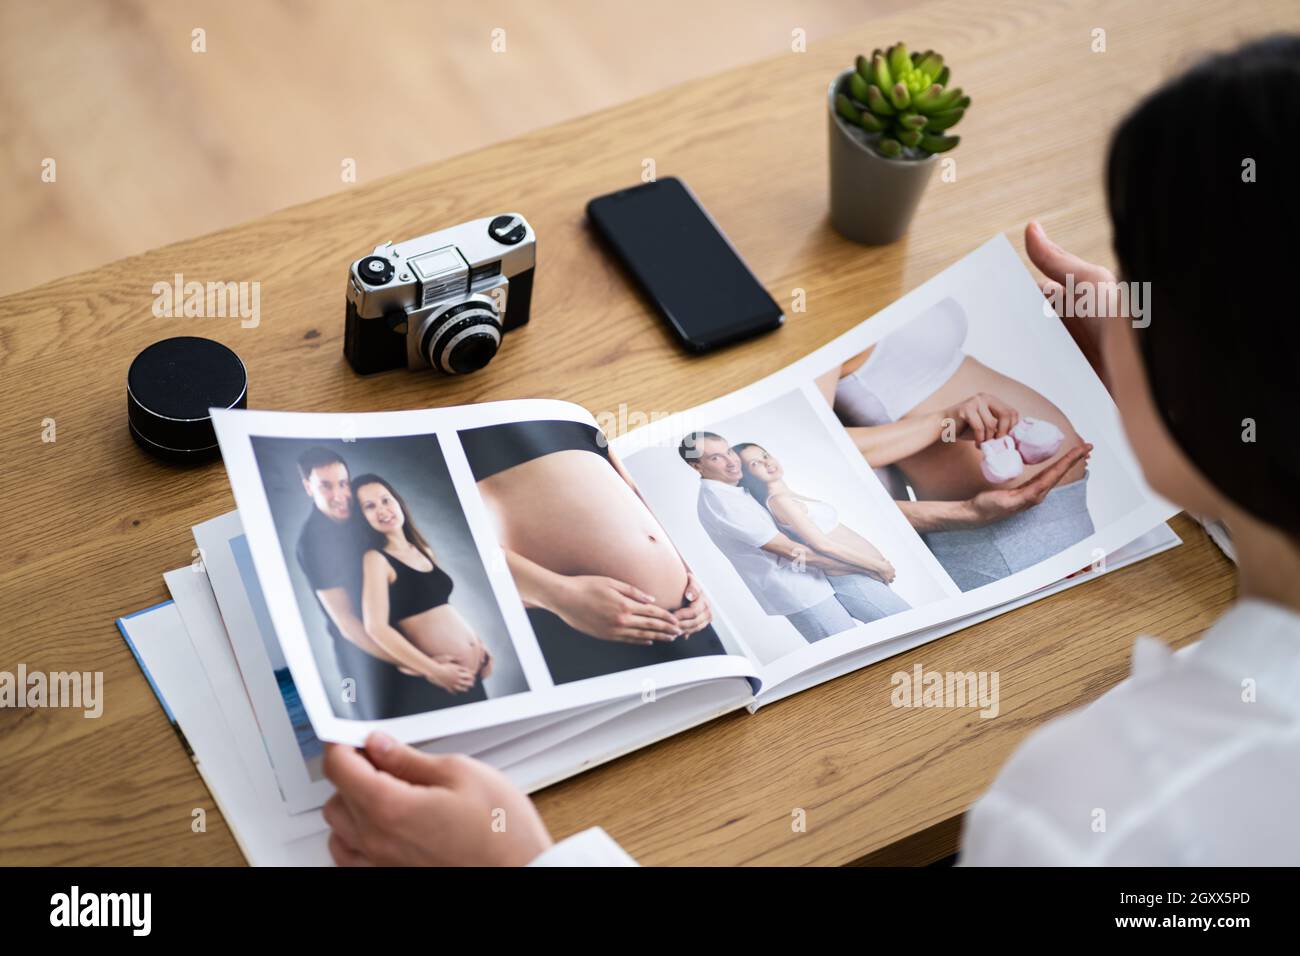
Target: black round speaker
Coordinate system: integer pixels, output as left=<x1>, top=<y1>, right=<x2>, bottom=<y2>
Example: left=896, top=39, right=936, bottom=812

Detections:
left=127, top=336, right=248, bottom=464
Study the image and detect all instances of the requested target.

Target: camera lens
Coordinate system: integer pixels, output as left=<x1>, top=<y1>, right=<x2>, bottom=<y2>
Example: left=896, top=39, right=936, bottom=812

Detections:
left=421, top=298, right=502, bottom=375
left=358, top=256, right=394, bottom=285
left=446, top=332, right=499, bottom=374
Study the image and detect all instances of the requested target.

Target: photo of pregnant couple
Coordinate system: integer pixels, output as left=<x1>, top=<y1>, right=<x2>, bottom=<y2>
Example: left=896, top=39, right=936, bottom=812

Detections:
left=680, top=431, right=912, bottom=642
left=621, top=288, right=1127, bottom=663
left=817, top=296, right=1097, bottom=591
left=618, top=387, right=950, bottom=662
left=458, top=420, right=728, bottom=684
left=251, top=435, right=527, bottom=721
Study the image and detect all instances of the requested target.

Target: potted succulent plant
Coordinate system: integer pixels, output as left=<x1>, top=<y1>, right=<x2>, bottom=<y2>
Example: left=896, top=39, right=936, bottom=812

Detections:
left=828, top=43, right=970, bottom=244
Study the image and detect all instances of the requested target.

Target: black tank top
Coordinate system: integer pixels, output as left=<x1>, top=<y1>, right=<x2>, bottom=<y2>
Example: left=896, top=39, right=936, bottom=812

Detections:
left=459, top=419, right=610, bottom=481
left=378, top=549, right=454, bottom=623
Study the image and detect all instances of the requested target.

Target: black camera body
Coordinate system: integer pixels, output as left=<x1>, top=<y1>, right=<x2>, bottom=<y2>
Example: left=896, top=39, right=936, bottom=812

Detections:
left=344, top=214, right=536, bottom=376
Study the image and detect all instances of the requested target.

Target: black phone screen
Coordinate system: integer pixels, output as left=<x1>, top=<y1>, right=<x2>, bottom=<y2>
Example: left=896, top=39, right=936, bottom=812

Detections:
left=586, top=177, right=784, bottom=351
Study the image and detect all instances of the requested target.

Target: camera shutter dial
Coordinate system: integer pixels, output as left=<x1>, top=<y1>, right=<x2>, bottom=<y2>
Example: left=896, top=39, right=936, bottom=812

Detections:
left=421, top=296, right=503, bottom=375
left=358, top=256, right=395, bottom=286
left=488, top=215, right=528, bottom=246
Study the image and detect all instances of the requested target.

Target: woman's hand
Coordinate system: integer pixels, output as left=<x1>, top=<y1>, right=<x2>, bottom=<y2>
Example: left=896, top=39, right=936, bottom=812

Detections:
left=480, top=648, right=494, bottom=679
left=966, top=443, right=1092, bottom=524
left=671, top=572, right=712, bottom=636
left=386, top=656, right=470, bottom=687
left=427, top=660, right=477, bottom=694
left=554, top=576, right=682, bottom=645
left=323, top=733, right=553, bottom=866
left=1025, top=221, right=1114, bottom=385
left=946, top=392, right=1020, bottom=443
left=867, top=559, right=897, bottom=585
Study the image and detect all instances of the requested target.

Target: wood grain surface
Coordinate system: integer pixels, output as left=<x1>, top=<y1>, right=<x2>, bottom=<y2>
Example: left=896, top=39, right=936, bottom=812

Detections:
left=0, top=0, right=882, bottom=296
left=3, top=0, right=1290, bottom=865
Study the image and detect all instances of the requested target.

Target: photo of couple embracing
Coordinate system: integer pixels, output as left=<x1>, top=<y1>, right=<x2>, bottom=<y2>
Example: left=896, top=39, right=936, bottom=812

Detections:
left=617, top=284, right=1136, bottom=667
left=252, top=435, right=527, bottom=721
left=681, top=430, right=912, bottom=643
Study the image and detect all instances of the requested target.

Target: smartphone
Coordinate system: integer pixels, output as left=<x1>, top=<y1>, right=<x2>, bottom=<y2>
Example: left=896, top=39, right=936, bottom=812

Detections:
left=586, top=177, right=784, bottom=352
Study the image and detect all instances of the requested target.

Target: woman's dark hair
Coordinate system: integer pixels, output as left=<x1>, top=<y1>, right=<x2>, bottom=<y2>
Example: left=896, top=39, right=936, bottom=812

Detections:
left=1106, top=34, right=1300, bottom=535
left=350, top=473, right=436, bottom=561
left=731, top=442, right=773, bottom=504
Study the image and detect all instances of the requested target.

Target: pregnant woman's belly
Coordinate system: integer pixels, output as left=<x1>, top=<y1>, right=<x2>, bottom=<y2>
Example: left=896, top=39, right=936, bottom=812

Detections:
left=898, top=357, right=1085, bottom=501
left=824, top=524, right=884, bottom=568
left=477, top=451, right=690, bottom=611
left=397, top=605, right=485, bottom=670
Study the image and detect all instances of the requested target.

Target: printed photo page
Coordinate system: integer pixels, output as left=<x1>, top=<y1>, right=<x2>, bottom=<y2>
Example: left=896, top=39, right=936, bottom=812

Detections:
left=611, top=234, right=1177, bottom=689
left=212, top=233, right=1176, bottom=747
left=211, top=399, right=762, bottom=747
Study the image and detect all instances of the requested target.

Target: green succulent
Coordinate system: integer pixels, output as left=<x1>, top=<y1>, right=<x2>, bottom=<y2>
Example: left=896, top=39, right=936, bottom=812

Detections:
left=835, top=42, right=970, bottom=159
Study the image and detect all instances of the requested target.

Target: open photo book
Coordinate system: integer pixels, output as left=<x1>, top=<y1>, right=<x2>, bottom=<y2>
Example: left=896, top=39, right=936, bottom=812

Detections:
left=139, top=235, right=1179, bottom=833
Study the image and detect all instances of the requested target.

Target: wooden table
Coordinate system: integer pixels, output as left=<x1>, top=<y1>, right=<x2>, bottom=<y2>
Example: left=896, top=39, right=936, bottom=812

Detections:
left=1, top=0, right=1282, bottom=866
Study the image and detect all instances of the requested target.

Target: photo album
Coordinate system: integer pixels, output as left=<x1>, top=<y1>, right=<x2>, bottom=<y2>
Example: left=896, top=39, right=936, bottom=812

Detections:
left=118, top=234, right=1180, bottom=863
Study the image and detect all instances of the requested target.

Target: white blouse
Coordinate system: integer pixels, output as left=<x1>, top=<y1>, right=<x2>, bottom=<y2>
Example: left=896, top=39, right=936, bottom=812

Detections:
left=530, top=599, right=1300, bottom=867
left=834, top=296, right=968, bottom=426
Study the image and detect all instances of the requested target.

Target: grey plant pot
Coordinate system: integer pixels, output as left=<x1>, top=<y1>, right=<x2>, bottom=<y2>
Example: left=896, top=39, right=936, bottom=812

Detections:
left=827, top=68, right=937, bottom=245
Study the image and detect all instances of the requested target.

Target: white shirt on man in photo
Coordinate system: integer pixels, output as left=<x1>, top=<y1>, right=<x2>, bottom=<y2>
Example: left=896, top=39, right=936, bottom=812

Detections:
left=694, top=477, right=835, bottom=616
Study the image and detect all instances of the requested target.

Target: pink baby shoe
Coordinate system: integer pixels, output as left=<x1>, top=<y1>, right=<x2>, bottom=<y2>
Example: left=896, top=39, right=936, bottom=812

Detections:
left=980, top=436, right=1024, bottom=483
left=1011, top=417, right=1065, bottom=464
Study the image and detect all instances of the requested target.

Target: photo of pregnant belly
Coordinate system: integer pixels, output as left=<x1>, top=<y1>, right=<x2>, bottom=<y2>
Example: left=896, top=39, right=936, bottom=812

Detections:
left=353, top=474, right=492, bottom=709
left=816, top=296, right=1097, bottom=591
left=458, top=420, right=728, bottom=684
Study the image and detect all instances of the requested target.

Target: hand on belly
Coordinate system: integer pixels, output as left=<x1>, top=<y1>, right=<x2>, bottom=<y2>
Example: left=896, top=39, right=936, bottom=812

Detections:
left=903, top=359, right=1086, bottom=501
left=902, top=437, right=1087, bottom=501
left=398, top=608, right=485, bottom=674
left=488, top=498, right=691, bottom=610
left=477, top=451, right=698, bottom=645
left=553, top=574, right=689, bottom=644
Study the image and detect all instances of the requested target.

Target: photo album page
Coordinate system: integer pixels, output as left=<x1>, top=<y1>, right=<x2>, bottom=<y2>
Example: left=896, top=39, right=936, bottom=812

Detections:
left=612, top=233, right=1174, bottom=689
left=211, top=400, right=762, bottom=747
left=211, top=233, right=1176, bottom=748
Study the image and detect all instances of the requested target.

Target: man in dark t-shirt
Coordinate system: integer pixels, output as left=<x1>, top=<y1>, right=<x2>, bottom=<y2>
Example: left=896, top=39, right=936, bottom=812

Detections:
left=294, top=447, right=448, bottom=720
left=296, top=504, right=368, bottom=643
